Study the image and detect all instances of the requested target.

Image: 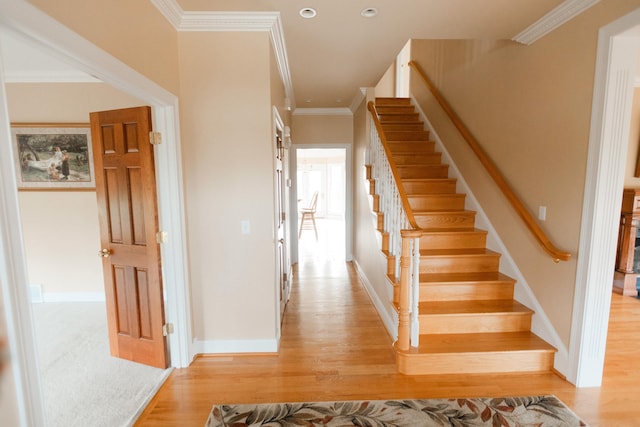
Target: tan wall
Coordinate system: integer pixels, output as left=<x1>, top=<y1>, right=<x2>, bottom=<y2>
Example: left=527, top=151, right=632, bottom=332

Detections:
left=291, top=114, right=353, bottom=145
left=27, top=0, right=179, bottom=94
left=6, top=83, right=144, bottom=297
left=178, top=31, right=278, bottom=343
left=352, top=91, right=395, bottom=324
left=624, top=88, right=640, bottom=187
left=375, top=62, right=396, bottom=98
left=410, top=0, right=640, bottom=346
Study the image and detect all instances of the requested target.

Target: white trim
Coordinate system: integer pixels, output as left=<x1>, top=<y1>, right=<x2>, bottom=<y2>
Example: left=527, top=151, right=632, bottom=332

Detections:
left=193, top=339, right=278, bottom=354
left=352, top=259, right=397, bottom=340
left=149, top=0, right=295, bottom=110
left=3, top=70, right=100, bottom=83
left=512, top=0, right=600, bottom=45
left=411, top=97, right=570, bottom=376
left=272, top=106, right=286, bottom=346
left=293, top=108, right=353, bottom=116
left=42, top=292, right=106, bottom=303
left=0, top=1, right=193, bottom=423
left=569, top=10, right=640, bottom=387
left=0, top=59, right=45, bottom=427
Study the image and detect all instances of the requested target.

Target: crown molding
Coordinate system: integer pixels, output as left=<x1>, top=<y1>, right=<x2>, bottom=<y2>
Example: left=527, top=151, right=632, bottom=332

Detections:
left=512, top=0, right=600, bottom=45
left=150, top=0, right=295, bottom=108
left=293, top=108, right=353, bottom=116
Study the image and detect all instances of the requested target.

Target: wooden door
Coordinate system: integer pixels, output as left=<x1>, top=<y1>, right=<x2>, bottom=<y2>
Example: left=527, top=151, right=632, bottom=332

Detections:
left=90, top=106, right=167, bottom=369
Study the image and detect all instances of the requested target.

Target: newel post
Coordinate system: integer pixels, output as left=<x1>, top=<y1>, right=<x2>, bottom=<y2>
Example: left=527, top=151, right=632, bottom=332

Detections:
left=397, top=229, right=421, bottom=351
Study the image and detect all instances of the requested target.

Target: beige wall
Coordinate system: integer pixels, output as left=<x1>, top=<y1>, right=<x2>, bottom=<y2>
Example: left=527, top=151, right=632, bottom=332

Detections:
left=7, top=83, right=144, bottom=297
left=352, top=91, right=395, bottom=325
left=27, top=0, right=180, bottom=94
left=375, top=62, right=396, bottom=98
left=624, top=88, right=640, bottom=187
left=409, top=0, right=640, bottom=346
left=291, top=114, right=353, bottom=145
left=178, top=31, right=279, bottom=344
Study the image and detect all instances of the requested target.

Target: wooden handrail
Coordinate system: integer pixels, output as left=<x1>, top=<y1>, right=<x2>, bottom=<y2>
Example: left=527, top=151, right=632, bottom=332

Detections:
left=367, top=101, right=419, bottom=229
left=408, top=60, right=571, bottom=262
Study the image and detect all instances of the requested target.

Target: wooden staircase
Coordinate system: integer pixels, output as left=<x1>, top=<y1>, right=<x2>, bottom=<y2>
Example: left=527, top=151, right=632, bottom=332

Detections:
left=369, top=97, right=556, bottom=375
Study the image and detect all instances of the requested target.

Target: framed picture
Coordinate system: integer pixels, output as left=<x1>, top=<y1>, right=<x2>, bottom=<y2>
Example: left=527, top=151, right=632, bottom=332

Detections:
left=12, top=124, right=94, bottom=190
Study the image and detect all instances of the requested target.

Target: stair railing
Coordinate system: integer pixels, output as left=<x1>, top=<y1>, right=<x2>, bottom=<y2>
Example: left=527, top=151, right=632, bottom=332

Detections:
left=408, top=60, right=571, bottom=262
left=368, top=101, right=421, bottom=350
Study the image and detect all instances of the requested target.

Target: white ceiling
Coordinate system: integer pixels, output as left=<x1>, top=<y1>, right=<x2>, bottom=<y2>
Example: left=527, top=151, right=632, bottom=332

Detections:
left=1, top=0, right=600, bottom=111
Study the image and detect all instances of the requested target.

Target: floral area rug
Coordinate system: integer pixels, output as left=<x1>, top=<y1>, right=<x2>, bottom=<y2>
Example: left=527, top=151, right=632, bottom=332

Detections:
left=206, top=395, right=587, bottom=426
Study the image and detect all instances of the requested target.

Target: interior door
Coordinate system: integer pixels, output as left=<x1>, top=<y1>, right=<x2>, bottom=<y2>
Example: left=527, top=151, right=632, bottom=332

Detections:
left=90, top=106, right=167, bottom=369
left=275, top=133, right=289, bottom=320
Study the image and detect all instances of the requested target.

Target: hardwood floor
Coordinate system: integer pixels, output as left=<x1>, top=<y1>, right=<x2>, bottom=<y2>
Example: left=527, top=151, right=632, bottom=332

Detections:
left=136, top=252, right=640, bottom=426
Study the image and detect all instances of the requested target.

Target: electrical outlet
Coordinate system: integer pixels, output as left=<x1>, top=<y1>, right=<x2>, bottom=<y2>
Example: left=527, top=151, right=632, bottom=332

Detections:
left=538, top=206, right=547, bottom=221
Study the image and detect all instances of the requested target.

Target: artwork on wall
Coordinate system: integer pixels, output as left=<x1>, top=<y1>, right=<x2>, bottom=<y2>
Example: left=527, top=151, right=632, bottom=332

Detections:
left=12, top=124, right=95, bottom=190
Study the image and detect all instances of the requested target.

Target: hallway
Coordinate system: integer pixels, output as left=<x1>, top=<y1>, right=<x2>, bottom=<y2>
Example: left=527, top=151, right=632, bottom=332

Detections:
left=134, top=254, right=614, bottom=426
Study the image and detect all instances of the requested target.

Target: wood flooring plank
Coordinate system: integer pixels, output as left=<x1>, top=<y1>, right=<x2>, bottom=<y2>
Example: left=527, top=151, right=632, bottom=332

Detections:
left=134, top=262, right=640, bottom=427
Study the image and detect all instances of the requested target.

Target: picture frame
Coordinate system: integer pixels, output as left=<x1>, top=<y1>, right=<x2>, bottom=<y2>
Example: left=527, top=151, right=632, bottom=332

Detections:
left=11, top=124, right=95, bottom=190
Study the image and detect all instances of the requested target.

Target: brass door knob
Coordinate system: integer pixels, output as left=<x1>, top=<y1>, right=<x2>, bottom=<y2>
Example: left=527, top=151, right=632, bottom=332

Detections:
left=98, top=249, right=111, bottom=258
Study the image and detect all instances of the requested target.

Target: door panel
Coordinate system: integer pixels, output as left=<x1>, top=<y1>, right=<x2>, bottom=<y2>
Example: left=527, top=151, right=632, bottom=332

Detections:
left=91, top=106, right=167, bottom=369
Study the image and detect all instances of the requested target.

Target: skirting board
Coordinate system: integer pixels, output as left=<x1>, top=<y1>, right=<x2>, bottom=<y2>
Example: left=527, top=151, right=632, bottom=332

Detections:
left=193, top=338, right=278, bottom=354
left=352, top=259, right=398, bottom=342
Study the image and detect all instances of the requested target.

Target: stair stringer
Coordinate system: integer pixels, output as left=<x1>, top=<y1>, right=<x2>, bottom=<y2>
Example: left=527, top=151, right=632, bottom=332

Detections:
left=410, top=96, right=570, bottom=376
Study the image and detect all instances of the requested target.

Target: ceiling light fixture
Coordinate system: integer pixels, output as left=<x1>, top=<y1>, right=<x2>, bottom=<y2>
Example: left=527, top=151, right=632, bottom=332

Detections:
left=361, top=8, right=378, bottom=18
left=299, top=8, right=317, bottom=19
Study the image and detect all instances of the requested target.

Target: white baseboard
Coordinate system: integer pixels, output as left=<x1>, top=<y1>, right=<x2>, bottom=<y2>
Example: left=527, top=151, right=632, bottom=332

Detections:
left=352, top=259, right=398, bottom=341
left=193, top=338, right=278, bottom=354
left=42, top=292, right=106, bottom=302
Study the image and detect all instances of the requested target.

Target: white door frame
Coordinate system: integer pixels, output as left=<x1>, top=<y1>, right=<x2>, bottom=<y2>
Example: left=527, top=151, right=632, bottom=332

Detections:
left=289, top=143, right=353, bottom=264
left=0, top=1, right=193, bottom=424
left=569, top=8, right=640, bottom=387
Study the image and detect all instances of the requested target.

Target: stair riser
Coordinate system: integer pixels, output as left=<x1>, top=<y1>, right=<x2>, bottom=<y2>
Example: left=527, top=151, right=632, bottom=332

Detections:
left=403, top=180, right=457, bottom=194
left=398, top=166, right=449, bottom=179
left=396, top=351, right=555, bottom=375
left=375, top=106, right=415, bottom=114
left=419, top=314, right=532, bottom=334
left=419, top=254, right=500, bottom=274
left=385, top=131, right=430, bottom=141
left=408, top=195, right=465, bottom=211
left=379, top=114, right=420, bottom=122
left=420, top=283, right=515, bottom=302
left=375, top=98, right=411, bottom=106
left=382, top=123, right=424, bottom=131
left=393, top=153, right=442, bottom=165
left=414, top=212, right=476, bottom=229
left=419, top=231, right=487, bottom=250
left=388, top=142, right=435, bottom=153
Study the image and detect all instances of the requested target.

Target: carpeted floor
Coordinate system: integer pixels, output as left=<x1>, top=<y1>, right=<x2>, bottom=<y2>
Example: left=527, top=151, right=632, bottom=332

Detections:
left=32, top=301, right=171, bottom=427
left=206, top=396, right=586, bottom=426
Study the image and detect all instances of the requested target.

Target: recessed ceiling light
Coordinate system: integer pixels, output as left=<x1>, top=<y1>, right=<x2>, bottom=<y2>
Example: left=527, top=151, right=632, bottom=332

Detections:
left=300, top=8, right=317, bottom=19
left=361, top=7, right=378, bottom=18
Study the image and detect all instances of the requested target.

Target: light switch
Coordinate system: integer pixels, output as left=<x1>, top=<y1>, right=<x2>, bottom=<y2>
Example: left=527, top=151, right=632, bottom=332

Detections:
left=241, top=220, right=251, bottom=235
left=538, top=206, right=547, bottom=221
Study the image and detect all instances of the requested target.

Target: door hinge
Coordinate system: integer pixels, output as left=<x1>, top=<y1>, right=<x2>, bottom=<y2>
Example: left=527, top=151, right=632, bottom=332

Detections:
left=156, top=231, right=168, bottom=244
left=162, top=323, right=174, bottom=336
left=149, top=131, right=162, bottom=145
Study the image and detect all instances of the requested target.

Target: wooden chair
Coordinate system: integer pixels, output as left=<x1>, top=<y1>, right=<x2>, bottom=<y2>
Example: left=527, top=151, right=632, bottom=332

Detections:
left=298, top=191, right=319, bottom=239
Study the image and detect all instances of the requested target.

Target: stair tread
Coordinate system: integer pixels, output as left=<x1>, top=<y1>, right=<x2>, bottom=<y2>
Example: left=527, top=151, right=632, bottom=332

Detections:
left=420, top=248, right=500, bottom=256
left=419, top=299, right=532, bottom=315
left=419, top=271, right=515, bottom=284
left=418, top=227, right=485, bottom=234
left=407, top=332, right=556, bottom=354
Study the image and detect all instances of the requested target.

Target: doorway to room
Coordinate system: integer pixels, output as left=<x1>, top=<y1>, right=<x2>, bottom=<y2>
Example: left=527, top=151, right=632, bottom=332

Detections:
left=295, top=148, right=346, bottom=265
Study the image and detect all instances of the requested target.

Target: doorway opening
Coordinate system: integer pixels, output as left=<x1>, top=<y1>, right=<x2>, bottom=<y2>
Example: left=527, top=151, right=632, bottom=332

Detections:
left=296, top=148, right=346, bottom=264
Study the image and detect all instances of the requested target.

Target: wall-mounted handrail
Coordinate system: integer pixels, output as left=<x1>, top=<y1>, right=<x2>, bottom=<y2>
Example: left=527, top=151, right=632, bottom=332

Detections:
left=408, top=60, right=570, bottom=262
left=367, top=101, right=419, bottom=230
